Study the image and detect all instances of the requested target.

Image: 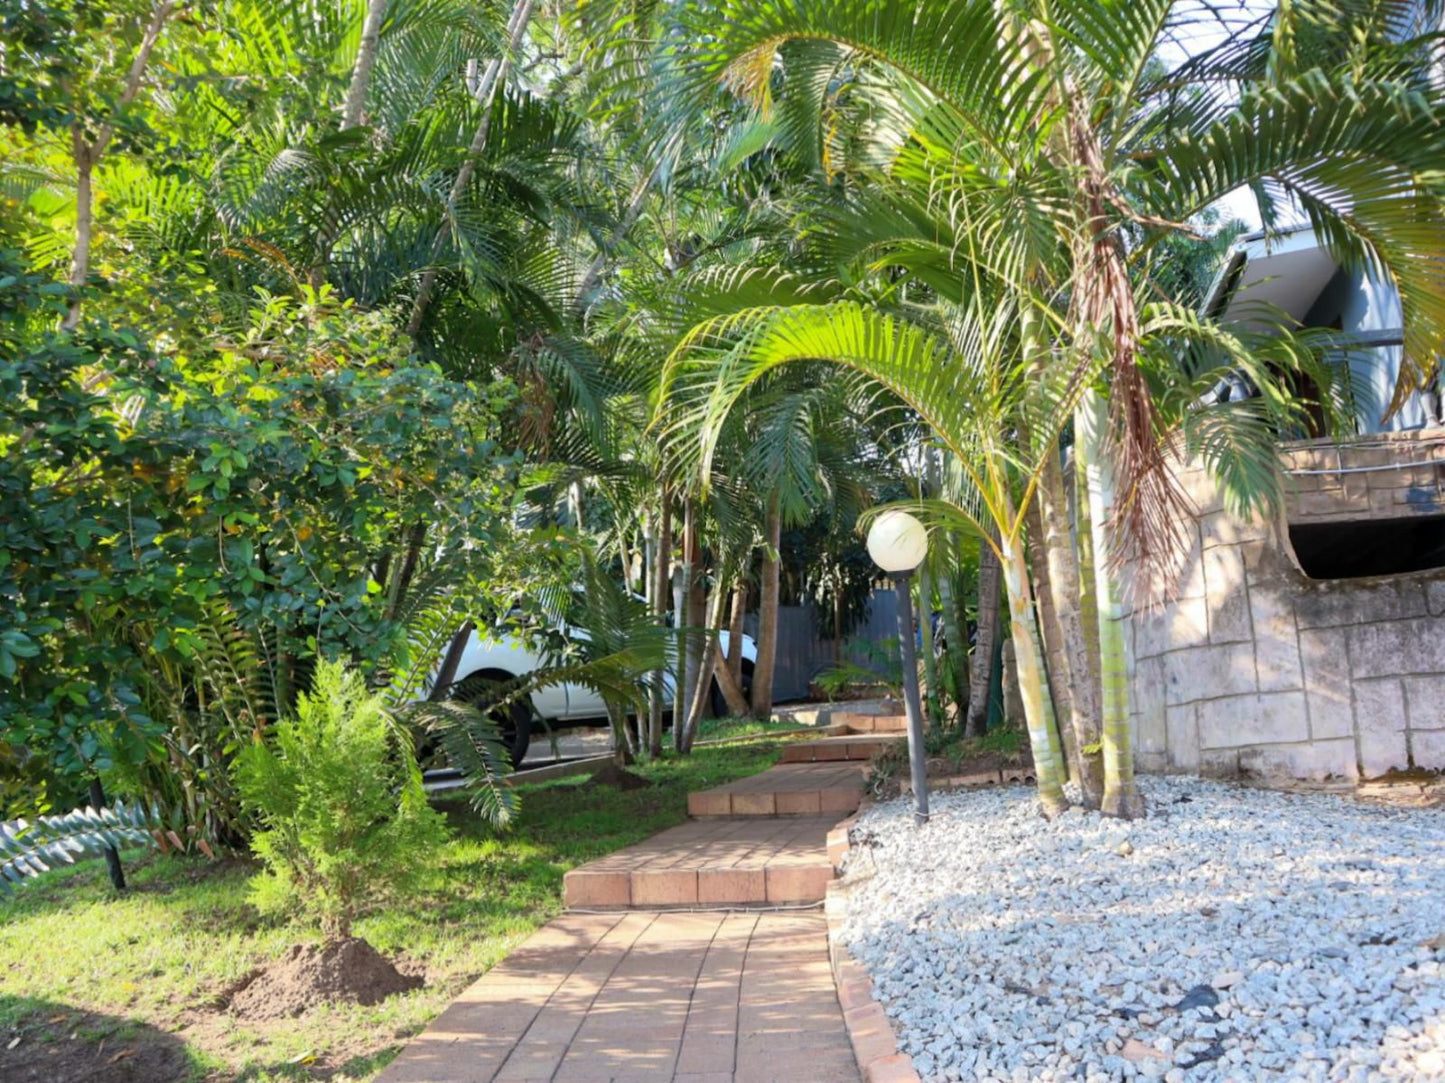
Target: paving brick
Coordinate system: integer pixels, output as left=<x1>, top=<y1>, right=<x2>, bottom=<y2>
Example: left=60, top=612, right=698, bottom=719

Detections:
left=687, top=790, right=733, bottom=817
left=765, top=864, right=832, bottom=902
left=866, top=1053, right=924, bottom=1082
left=631, top=868, right=699, bottom=907
left=730, top=791, right=777, bottom=816
left=776, top=789, right=822, bottom=815
left=696, top=867, right=767, bottom=905
left=561, top=869, right=629, bottom=908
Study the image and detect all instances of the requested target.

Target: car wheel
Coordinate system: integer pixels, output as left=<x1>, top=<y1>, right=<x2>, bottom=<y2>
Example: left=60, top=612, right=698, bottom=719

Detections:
left=465, top=689, right=532, bottom=767
left=498, top=699, right=532, bottom=766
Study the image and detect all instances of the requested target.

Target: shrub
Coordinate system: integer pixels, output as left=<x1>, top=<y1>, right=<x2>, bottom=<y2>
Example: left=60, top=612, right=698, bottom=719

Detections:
left=235, top=660, right=450, bottom=940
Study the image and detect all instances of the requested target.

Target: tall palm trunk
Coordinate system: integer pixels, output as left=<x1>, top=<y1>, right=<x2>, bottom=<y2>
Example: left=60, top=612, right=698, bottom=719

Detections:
left=340, top=0, right=388, bottom=128
left=966, top=539, right=1001, bottom=737
left=673, top=503, right=702, bottom=746
left=63, top=0, right=178, bottom=331
left=916, top=561, right=942, bottom=727
left=936, top=559, right=968, bottom=718
left=1025, top=497, right=1079, bottom=784
left=1078, top=391, right=1145, bottom=818
left=1037, top=448, right=1105, bottom=807
left=1074, top=447, right=1104, bottom=701
left=681, top=580, right=729, bottom=751
left=648, top=492, right=672, bottom=758
left=725, top=581, right=747, bottom=684
left=749, top=494, right=781, bottom=718
left=406, top=0, right=536, bottom=337
left=998, top=539, right=1070, bottom=818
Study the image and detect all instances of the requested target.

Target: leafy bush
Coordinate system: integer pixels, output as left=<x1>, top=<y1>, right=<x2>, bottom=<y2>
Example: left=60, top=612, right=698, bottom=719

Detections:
left=234, top=660, right=450, bottom=940
left=0, top=250, right=531, bottom=837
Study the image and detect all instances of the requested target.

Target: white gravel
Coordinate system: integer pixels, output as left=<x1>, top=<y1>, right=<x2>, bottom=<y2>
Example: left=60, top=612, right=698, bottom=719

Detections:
left=838, top=776, right=1445, bottom=1082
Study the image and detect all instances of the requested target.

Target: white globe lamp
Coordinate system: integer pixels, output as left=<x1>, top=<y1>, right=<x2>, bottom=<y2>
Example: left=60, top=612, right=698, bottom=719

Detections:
left=866, top=510, right=929, bottom=575
left=865, top=507, right=930, bottom=824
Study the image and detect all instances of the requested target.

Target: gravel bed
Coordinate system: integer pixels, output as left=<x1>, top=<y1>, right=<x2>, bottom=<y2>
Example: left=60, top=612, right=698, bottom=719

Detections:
left=838, top=776, right=1445, bottom=1082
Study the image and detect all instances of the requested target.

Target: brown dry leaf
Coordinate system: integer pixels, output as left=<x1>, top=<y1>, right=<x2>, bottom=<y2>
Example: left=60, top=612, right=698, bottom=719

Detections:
left=1420, top=933, right=1445, bottom=950
left=107, top=1049, right=135, bottom=1065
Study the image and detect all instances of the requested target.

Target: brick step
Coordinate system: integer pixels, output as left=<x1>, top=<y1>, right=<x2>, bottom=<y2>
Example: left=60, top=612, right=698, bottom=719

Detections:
left=687, top=762, right=866, bottom=818
left=833, top=711, right=909, bottom=733
left=563, top=816, right=836, bottom=909
left=780, top=734, right=903, bottom=763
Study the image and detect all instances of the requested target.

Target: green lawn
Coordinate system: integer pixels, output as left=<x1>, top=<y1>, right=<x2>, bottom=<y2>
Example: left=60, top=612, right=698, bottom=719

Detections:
left=693, top=715, right=812, bottom=742
left=0, top=741, right=781, bottom=1082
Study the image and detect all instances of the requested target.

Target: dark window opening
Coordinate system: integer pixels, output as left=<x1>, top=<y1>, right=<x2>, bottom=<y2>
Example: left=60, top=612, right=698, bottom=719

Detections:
left=1289, top=515, right=1445, bottom=580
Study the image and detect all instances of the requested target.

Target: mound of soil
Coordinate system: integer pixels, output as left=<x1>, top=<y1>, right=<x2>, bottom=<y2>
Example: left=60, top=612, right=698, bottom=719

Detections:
left=227, top=937, right=422, bottom=1021
left=582, top=763, right=651, bottom=791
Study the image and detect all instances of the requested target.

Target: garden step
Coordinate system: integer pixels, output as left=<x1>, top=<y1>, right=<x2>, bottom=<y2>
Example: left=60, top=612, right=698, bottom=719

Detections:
left=834, top=710, right=909, bottom=733
left=687, top=762, right=868, bottom=818
left=563, top=816, right=837, bottom=909
left=781, top=734, right=904, bottom=763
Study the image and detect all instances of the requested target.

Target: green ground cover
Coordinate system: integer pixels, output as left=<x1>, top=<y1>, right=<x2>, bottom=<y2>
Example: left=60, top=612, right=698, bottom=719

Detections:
left=0, top=741, right=781, bottom=1082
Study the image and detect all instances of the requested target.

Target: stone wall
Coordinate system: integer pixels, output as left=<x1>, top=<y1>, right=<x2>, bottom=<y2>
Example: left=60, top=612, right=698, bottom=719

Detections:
left=1124, top=429, right=1445, bottom=781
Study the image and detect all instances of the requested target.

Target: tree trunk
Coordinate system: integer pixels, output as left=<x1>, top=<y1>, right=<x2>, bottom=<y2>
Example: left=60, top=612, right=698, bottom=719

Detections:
left=966, top=538, right=1001, bottom=737
left=341, top=0, right=388, bottom=128
left=714, top=645, right=751, bottom=717
left=725, top=581, right=747, bottom=684
left=999, top=540, right=1070, bottom=818
left=648, top=493, right=671, bottom=758
left=429, top=620, right=474, bottom=701
left=1025, top=497, right=1078, bottom=784
left=64, top=142, right=94, bottom=331
left=916, top=564, right=943, bottom=728
left=1079, top=391, right=1145, bottom=819
left=385, top=522, right=428, bottom=621
left=680, top=580, right=729, bottom=751
left=89, top=778, right=126, bottom=890
left=406, top=0, right=536, bottom=337
left=749, top=494, right=781, bottom=717
left=1038, top=446, right=1105, bottom=807
left=607, top=703, right=635, bottom=766
left=674, top=501, right=704, bottom=750
left=63, top=0, right=178, bottom=331
left=936, top=558, right=968, bottom=718
left=1074, top=446, right=1104, bottom=702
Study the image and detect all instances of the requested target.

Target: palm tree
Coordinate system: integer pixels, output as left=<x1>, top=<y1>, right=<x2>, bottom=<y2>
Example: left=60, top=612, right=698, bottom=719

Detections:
left=659, top=0, right=1445, bottom=815
left=662, top=287, right=1080, bottom=815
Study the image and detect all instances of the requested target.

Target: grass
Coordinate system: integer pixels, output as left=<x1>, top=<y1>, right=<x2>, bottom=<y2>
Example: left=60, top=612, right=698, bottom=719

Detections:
left=0, top=740, right=782, bottom=1082
left=693, top=715, right=811, bottom=742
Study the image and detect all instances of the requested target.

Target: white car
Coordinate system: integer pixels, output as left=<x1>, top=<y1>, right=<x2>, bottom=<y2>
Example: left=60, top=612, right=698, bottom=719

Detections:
left=434, top=623, right=757, bottom=765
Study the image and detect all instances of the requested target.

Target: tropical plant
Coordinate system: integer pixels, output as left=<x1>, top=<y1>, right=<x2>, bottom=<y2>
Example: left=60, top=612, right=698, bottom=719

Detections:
left=0, top=800, right=158, bottom=895
left=234, top=659, right=451, bottom=941
left=657, top=0, right=1445, bottom=817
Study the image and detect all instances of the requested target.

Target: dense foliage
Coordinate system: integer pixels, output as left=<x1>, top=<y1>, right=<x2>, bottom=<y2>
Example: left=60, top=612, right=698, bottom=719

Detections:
left=235, top=660, right=450, bottom=939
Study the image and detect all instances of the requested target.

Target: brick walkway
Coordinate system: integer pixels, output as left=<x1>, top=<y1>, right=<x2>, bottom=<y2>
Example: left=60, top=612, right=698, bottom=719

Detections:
left=378, top=759, right=866, bottom=1082
left=562, top=816, right=837, bottom=909
left=376, top=910, right=858, bottom=1083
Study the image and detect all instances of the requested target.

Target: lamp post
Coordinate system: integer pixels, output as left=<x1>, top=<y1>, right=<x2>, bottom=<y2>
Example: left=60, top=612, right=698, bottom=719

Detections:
left=866, top=510, right=930, bottom=826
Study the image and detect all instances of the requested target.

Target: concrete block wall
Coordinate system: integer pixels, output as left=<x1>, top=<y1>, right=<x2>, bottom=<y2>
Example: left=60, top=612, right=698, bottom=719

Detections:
left=1123, top=430, right=1445, bottom=781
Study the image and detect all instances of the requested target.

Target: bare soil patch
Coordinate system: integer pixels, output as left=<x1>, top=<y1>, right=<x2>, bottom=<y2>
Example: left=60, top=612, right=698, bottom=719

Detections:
left=226, top=937, right=422, bottom=1021
left=0, top=1007, right=191, bottom=1083
left=582, top=763, right=651, bottom=791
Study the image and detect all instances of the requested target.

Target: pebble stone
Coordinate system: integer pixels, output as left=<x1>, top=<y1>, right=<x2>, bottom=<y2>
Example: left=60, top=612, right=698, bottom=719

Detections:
left=838, top=776, right=1445, bottom=1082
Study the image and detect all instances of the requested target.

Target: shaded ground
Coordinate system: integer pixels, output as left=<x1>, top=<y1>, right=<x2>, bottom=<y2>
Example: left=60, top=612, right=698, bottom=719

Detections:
left=0, top=741, right=782, bottom=1082
left=0, top=1000, right=198, bottom=1083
